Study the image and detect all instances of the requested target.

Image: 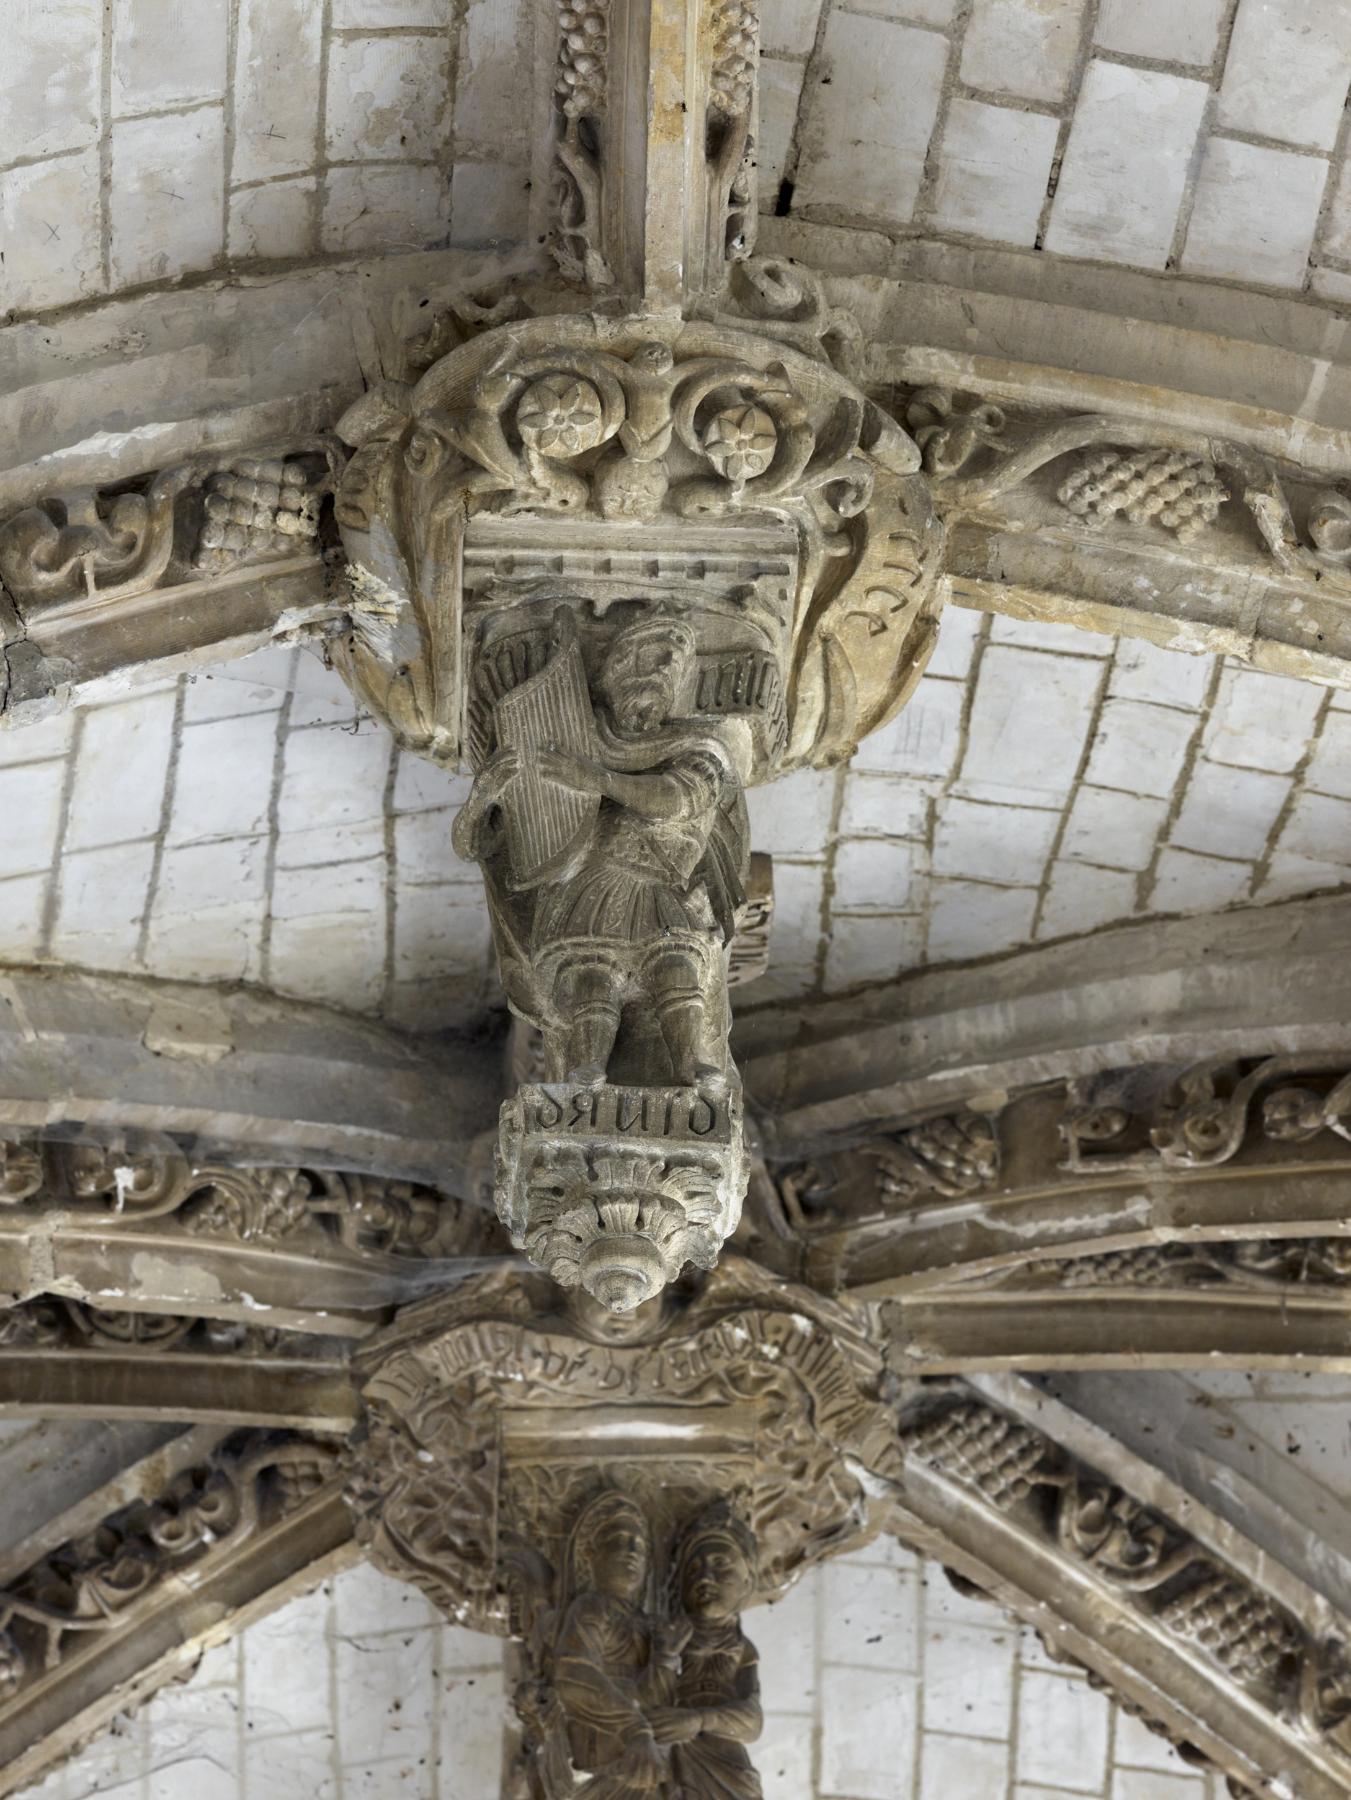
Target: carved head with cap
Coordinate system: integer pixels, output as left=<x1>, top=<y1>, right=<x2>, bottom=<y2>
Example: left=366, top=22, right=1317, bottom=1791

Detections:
left=599, top=615, right=696, bottom=733
left=675, top=1500, right=757, bottom=1622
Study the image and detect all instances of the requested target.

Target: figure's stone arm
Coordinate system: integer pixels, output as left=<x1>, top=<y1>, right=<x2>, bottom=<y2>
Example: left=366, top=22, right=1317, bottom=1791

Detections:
left=697, top=1642, right=763, bottom=1742
left=596, top=767, right=692, bottom=820
left=537, top=748, right=721, bottom=821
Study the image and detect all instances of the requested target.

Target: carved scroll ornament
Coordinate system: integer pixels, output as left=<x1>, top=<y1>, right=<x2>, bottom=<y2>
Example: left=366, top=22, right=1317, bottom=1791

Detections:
left=332, top=314, right=941, bottom=774
left=774, top=1110, right=1001, bottom=1237
left=0, top=1131, right=471, bottom=1258
left=906, top=384, right=1351, bottom=600
left=902, top=1394, right=1351, bottom=1791
left=1060, top=1056, right=1351, bottom=1174
left=0, top=1433, right=338, bottom=1706
left=0, top=448, right=333, bottom=616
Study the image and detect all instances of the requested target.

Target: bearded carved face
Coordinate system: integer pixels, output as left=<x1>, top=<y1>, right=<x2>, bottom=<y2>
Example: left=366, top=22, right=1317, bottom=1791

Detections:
left=600, top=623, right=695, bottom=733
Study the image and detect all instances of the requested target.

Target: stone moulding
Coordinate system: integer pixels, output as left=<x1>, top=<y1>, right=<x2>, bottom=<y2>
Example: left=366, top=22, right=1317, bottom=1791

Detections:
left=735, top=891, right=1351, bottom=1142
left=893, top=1378, right=1351, bottom=1800
left=766, top=1054, right=1351, bottom=1325
left=0, top=965, right=503, bottom=1189
left=0, top=1127, right=496, bottom=1334
left=0, top=443, right=341, bottom=717
left=0, top=1298, right=358, bottom=1430
left=0, top=1429, right=355, bottom=1800
left=907, top=382, right=1351, bottom=685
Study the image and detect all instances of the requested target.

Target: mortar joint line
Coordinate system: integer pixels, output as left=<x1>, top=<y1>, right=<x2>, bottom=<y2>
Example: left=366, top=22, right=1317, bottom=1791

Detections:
left=222, top=0, right=242, bottom=265
left=313, top=0, right=337, bottom=257
left=258, top=668, right=298, bottom=991
left=1247, top=679, right=1337, bottom=903
left=1032, top=0, right=1106, bottom=252
left=808, top=760, right=851, bottom=998
left=1165, top=0, right=1244, bottom=274
left=98, top=0, right=115, bottom=291
left=1135, top=653, right=1227, bottom=914
left=775, top=0, right=840, bottom=208
left=380, top=741, right=401, bottom=1019
left=1027, top=642, right=1116, bottom=941
left=134, top=676, right=187, bottom=969
left=918, top=609, right=992, bottom=966
left=1308, top=59, right=1351, bottom=287
left=909, top=0, right=977, bottom=240
left=37, top=708, right=86, bottom=960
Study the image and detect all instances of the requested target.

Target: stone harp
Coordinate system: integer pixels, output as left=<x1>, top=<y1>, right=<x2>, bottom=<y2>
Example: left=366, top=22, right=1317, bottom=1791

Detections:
left=494, top=610, right=601, bottom=890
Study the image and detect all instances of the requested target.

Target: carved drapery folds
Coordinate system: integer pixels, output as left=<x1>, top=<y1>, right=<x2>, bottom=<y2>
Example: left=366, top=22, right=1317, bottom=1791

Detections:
left=510, top=1489, right=765, bottom=1796
left=331, top=311, right=942, bottom=1306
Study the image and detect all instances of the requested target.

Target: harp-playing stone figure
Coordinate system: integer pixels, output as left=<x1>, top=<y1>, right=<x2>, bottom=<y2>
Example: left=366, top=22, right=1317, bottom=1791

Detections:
left=454, top=603, right=753, bottom=1314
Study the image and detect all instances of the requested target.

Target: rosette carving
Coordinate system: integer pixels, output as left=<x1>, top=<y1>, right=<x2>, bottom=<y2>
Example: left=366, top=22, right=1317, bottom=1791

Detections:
left=332, top=315, right=942, bottom=773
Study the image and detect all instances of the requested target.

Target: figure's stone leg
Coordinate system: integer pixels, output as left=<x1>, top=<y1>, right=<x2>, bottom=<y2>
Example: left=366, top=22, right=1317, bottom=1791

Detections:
left=551, top=954, right=623, bottom=1084
left=645, top=944, right=719, bottom=1087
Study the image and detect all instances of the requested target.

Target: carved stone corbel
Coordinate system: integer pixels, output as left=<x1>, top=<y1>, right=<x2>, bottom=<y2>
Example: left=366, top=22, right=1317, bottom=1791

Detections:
left=344, top=1257, right=898, bottom=1789
left=329, top=307, right=942, bottom=1308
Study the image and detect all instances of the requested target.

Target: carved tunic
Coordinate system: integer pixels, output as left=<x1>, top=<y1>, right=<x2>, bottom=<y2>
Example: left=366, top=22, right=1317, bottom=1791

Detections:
left=553, top=1591, right=672, bottom=1792
left=534, top=746, right=734, bottom=955
left=671, top=1623, right=763, bottom=1799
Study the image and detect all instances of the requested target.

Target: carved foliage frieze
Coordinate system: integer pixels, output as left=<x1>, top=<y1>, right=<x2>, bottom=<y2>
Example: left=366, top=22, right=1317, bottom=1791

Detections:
left=773, top=1111, right=1001, bottom=1237
left=1060, top=1057, right=1351, bottom=1174
left=0, top=1433, right=339, bottom=1705
left=0, top=1297, right=311, bottom=1355
left=0, top=446, right=335, bottom=616
left=953, top=1237, right=1351, bottom=1295
left=0, top=1132, right=474, bottom=1260
left=903, top=1395, right=1351, bottom=1773
left=903, top=384, right=1351, bottom=600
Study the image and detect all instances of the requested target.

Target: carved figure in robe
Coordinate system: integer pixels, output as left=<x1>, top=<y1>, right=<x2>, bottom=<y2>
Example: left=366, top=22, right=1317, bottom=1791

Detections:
left=651, top=1503, right=763, bottom=1798
left=551, top=1489, right=687, bottom=1795
left=453, top=613, right=749, bottom=1090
